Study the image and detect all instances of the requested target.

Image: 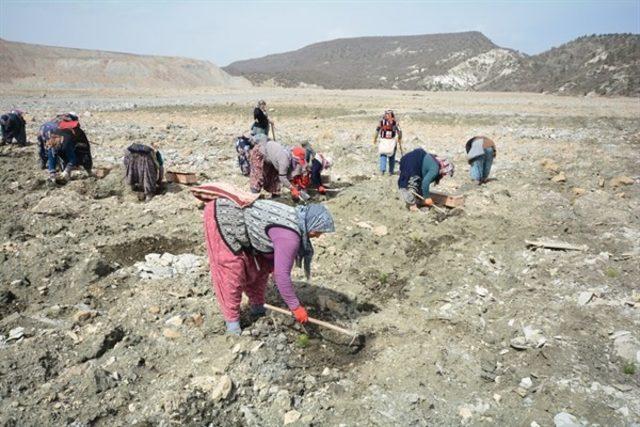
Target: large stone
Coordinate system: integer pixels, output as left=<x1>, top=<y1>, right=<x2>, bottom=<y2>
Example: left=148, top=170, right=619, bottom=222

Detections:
left=284, top=410, right=301, bottom=425
left=609, top=176, right=634, bottom=188
left=162, top=328, right=181, bottom=339
left=211, top=375, right=234, bottom=401
left=612, top=332, right=640, bottom=364
left=553, top=412, right=580, bottom=427
left=373, top=225, right=388, bottom=236
left=273, top=389, right=292, bottom=413
left=165, top=315, right=183, bottom=327
left=577, top=291, right=594, bottom=306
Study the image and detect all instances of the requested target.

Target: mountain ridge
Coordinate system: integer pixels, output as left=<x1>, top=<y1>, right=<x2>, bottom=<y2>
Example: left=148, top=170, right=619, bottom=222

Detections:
left=224, top=32, right=640, bottom=96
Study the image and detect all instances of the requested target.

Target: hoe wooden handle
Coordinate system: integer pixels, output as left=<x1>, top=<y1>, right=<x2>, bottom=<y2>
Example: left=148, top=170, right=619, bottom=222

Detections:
left=264, top=303, right=356, bottom=337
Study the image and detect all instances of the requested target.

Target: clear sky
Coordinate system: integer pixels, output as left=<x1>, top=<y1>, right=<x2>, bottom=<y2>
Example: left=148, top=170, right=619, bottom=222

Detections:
left=1, top=0, right=638, bottom=66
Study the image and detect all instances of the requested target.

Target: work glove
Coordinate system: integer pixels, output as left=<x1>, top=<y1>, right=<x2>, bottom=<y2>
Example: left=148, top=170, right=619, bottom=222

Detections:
left=317, top=185, right=327, bottom=195
left=291, top=187, right=300, bottom=199
left=292, top=306, right=308, bottom=324
left=422, top=198, right=434, bottom=207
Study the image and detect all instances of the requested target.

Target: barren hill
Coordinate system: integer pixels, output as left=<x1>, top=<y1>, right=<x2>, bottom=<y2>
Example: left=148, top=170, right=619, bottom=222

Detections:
left=0, top=38, right=251, bottom=89
left=224, top=31, right=514, bottom=90
left=225, top=32, right=640, bottom=96
left=485, top=34, right=640, bottom=96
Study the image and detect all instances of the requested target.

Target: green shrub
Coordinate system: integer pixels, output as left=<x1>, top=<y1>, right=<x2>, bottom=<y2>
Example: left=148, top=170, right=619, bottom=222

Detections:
left=623, top=362, right=636, bottom=375
left=296, top=334, right=310, bottom=348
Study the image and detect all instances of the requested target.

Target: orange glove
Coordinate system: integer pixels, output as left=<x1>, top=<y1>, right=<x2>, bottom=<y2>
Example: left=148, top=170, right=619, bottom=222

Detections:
left=291, top=187, right=300, bottom=199
left=317, top=185, right=327, bottom=194
left=292, top=306, right=308, bottom=324
left=423, top=198, right=434, bottom=207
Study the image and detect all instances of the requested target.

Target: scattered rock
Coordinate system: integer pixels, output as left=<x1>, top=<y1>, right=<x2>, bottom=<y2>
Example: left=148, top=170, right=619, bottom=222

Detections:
left=553, top=412, right=580, bottom=427
left=372, top=225, right=388, bottom=236
left=187, top=313, right=204, bottom=327
left=514, top=387, right=528, bottom=397
left=577, top=291, right=594, bottom=306
left=90, top=368, right=117, bottom=394
left=211, top=375, right=234, bottom=401
left=7, top=326, right=25, bottom=341
left=284, top=409, right=301, bottom=425
left=165, top=315, right=183, bottom=327
left=616, top=406, right=630, bottom=417
left=540, top=158, right=560, bottom=173
left=273, top=389, right=292, bottom=413
left=458, top=406, right=473, bottom=421
left=523, top=325, right=547, bottom=347
left=162, top=328, right=181, bottom=339
left=135, top=252, right=203, bottom=279
left=148, top=306, right=161, bottom=315
left=73, top=310, right=97, bottom=323
left=611, top=331, right=640, bottom=364
left=551, top=172, right=566, bottom=183
left=475, top=286, right=489, bottom=297
left=519, top=377, right=533, bottom=389
left=609, top=175, right=634, bottom=188
left=511, top=326, right=546, bottom=350
left=571, top=187, right=586, bottom=196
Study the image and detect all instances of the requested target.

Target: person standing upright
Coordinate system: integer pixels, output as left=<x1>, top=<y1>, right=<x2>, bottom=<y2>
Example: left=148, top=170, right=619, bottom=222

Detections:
left=373, top=109, right=402, bottom=175
left=252, top=100, right=273, bottom=138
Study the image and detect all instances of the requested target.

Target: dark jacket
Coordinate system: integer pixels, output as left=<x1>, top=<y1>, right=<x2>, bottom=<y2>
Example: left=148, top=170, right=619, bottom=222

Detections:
left=398, top=148, right=427, bottom=189
left=253, top=107, right=269, bottom=131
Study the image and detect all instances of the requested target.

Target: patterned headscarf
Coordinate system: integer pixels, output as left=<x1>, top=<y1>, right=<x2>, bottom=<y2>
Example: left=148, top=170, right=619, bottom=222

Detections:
left=295, top=204, right=335, bottom=279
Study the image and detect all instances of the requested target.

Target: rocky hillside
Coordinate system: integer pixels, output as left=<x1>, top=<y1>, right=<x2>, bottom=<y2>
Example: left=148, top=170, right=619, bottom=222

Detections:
left=0, top=38, right=250, bottom=89
left=486, top=34, right=640, bottom=96
left=225, top=32, right=640, bottom=96
left=224, top=31, right=508, bottom=90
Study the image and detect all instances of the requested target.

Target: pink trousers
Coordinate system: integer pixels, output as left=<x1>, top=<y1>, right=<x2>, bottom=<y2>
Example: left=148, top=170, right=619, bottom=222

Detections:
left=203, top=201, right=271, bottom=322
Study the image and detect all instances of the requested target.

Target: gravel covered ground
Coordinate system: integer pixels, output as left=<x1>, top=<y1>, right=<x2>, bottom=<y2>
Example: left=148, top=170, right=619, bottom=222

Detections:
left=0, top=88, right=639, bottom=426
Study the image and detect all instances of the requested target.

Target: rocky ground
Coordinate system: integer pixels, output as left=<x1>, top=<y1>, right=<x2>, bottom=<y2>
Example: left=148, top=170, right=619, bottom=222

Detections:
left=0, top=88, right=639, bottom=426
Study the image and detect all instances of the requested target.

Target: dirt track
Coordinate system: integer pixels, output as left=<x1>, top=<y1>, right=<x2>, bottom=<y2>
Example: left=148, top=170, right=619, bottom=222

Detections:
left=0, top=88, right=639, bottom=426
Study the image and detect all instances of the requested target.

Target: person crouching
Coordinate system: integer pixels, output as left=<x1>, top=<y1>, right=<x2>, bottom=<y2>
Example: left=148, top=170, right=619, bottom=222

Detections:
left=398, top=148, right=454, bottom=211
left=203, top=198, right=335, bottom=335
left=45, top=129, right=80, bottom=183
left=465, top=136, right=496, bottom=185
left=124, top=143, right=164, bottom=202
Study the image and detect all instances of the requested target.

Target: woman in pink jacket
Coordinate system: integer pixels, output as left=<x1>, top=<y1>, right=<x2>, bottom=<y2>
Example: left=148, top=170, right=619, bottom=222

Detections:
left=203, top=198, right=335, bottom=334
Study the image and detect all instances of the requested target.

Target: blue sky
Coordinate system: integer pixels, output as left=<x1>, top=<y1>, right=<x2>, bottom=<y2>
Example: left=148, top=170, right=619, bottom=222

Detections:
left=1, top=1, right=638, bottom=66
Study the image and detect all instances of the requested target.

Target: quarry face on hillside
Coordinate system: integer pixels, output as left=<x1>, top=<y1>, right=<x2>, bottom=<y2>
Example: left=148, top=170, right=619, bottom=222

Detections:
left=0, top=87, right=639, bottom=426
